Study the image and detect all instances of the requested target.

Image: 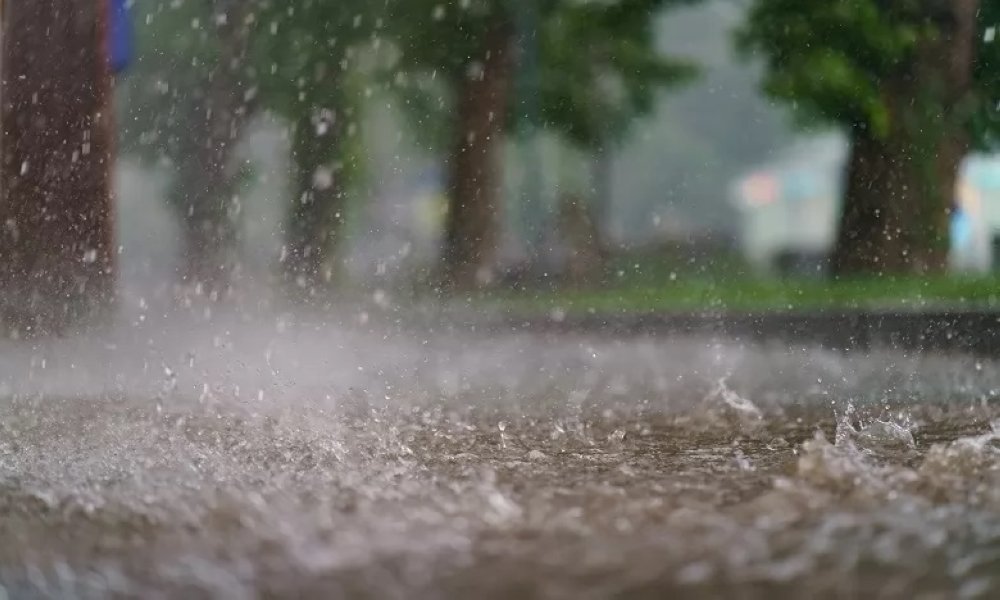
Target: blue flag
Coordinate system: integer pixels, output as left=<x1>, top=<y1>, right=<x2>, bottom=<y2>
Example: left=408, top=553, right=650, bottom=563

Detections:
left=108, top=0, right=133, bottom=73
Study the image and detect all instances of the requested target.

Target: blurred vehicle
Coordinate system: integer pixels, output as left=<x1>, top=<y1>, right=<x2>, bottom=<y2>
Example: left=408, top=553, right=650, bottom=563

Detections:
left=731, top=134, right=1000, bottom=275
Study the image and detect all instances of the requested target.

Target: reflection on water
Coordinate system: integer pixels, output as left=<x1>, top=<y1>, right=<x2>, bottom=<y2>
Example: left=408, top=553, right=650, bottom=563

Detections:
left=2, top=313, right=1000, bottom=598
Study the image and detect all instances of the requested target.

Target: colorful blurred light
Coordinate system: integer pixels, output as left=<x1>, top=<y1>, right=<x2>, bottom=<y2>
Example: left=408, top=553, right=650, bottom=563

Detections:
left=741, top=173, right=779, bottom=207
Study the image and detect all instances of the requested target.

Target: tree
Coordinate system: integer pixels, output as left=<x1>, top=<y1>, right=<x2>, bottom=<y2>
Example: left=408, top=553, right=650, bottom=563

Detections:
left=739, top=0, right=994, bottom=275
left=1, top=0, right=116, bottom=335
left=386, top=0, right=698, bottom=289
left=536, top=0, right=696, bottom=251
left=387, top=0, right=520, bottom=289
left=120, top=0, right=261, bottom=297
left=970, top=1, right=1000, bottom=147
left=249, top=0, right=374, bottom=296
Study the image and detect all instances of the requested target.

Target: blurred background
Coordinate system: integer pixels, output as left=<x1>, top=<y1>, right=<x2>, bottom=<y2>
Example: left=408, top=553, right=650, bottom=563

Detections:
left=10, top=5, right=1000, bottom=596
left=3, top=0, right=1000, bottom=329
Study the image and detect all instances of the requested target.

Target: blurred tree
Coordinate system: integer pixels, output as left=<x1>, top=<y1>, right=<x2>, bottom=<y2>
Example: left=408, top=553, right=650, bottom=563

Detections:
left=387, top=0, right=518, bottom=289
left=249, top=0, right=375, bottom=296
left=739, top=0, right=993, bottom=275
left=539, top=2, right=695, bottom=153
left=386, top=0, right=698, bottom=289
left=123, top=0, right=380, bottom=299
left=120, top=0, right=260, bottom=297
left=970, top=1, right=1000, bottom=147
left=1, top=0, right=116, bottom=335
left=537, top=0, right=696, bottom=252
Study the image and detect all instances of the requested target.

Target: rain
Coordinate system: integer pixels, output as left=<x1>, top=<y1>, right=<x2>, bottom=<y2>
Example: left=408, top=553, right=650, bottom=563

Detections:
left=3, top=0, right=1000, bottom=598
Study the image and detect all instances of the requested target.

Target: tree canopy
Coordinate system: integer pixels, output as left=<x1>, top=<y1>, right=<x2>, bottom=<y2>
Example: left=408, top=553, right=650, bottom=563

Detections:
left=383, top=0, right=698, bottom=148
left=537, top=0, right=697, bottom=148
left=970, top=1, right=1000, bottom=148
left=737, top=0, right=998, bottom=144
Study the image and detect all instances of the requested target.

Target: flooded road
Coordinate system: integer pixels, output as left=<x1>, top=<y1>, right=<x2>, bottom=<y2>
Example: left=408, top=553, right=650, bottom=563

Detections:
left=3, top=311, right=1000, bottom=598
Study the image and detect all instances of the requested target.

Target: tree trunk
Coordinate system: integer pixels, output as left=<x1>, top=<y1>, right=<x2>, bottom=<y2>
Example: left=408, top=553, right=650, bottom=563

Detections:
left=0, top=0, right=115, bottom=336
left=831, top=0, right=978, bottom=276
left=591, top=140, right=614, bottom=252
left=558, top=192, right=605, bottom=287
left=283, top=110, right=346, bottom=297
left=171, top=0, right=254, bottom=298
left=832, top=129, right=970, bottom=277
left=441, top=22, right=515, bottom=290
left=176, top=176, right=241, bottom=298
left=833, top=128, right=938, bottom=274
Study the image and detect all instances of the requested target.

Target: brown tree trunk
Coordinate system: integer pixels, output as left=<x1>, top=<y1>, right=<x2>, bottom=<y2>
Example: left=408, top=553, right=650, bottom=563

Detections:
left=0, top=0, right=115, bottom=336
left=591, top=141, right=614, bottom=252
left=283, top=110, right=346, bottom=297
left=831, top=0, right=978, bottom=276
left=176, top=176, right=241, bottom=297
left=441, top=22, right=515, bottom=290
left=558, top=192, right=605, bottom=287
left=832, top=129, right=969, bottom=277
left=172, top=0, right=254, bottom=298
left=832, top=128, right=934, bottom=274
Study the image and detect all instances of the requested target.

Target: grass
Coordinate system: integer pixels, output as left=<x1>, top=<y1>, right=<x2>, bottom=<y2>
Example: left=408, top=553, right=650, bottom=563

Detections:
left=411, top=244, right=1000, bottom=316
left=482, top=250, right=1000, bottom=315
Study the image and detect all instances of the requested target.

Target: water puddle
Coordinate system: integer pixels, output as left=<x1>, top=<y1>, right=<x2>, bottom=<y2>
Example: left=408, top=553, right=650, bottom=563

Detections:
left=2, top=316, right=1000, bottom=597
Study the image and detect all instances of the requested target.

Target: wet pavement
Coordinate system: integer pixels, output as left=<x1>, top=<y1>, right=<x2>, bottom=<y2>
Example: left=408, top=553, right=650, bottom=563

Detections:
left=3, top=310, right=1000, bottom=598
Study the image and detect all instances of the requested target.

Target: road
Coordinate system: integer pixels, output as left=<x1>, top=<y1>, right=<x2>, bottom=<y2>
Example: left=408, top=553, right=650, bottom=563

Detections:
left=2, top=311, right=1000, bottom=598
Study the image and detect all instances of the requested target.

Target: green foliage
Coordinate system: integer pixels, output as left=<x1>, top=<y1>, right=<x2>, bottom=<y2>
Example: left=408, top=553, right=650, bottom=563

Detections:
left=117, top=0, right=231, bottom=165
left=378, top=0, right=524, bottom=152
left=971, top=3, right=1000, bottom=148
left=249, top=0, right=371, bottom=117
left=738, top=0, right=1000, bottom=145
left=385, top=0, right=536, bottom=79
left=119, top=0, right=383, bottom=218
left=382, top=0, right=699, bottom=150
left=537, top=0, right=697, bottom=147
left=736, top=0, right=926, bottom=137
left=248, top=0, right=380, bottom=189
left=120, top=0, right=379, bottom=163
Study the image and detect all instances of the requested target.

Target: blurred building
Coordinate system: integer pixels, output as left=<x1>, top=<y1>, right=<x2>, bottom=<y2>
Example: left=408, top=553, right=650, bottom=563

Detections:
left=731, top=134, right=1000, bottom=274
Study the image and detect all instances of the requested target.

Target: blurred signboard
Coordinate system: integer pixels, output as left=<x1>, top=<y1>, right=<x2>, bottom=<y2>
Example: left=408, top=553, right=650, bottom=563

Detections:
left=740, top=173, right=778, bottom=207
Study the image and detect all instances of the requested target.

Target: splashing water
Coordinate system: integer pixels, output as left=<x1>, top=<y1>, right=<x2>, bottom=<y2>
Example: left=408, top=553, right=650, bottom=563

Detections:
left=834, top=401, right=917, bottom=453
left=712, top=377, right=763, bottom=420
left=2, top=316, right=1000, bottom=597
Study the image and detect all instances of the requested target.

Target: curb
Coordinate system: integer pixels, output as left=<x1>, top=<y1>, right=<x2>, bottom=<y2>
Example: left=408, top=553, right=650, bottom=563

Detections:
left=496, top=310, right=1000, bottom=355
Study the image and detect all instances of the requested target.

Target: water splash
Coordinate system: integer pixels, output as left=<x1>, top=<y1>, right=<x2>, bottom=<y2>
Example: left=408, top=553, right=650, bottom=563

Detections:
left=711, top=378, right=763, bottom=420
left=835, top=401, right=916, bottom=453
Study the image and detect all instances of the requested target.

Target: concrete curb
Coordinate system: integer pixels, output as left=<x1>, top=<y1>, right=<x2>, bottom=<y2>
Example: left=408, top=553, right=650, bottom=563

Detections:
left=497, top=310, right=1000, bottom=355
